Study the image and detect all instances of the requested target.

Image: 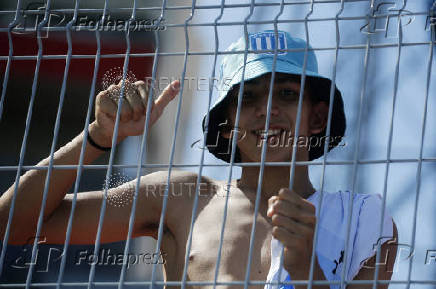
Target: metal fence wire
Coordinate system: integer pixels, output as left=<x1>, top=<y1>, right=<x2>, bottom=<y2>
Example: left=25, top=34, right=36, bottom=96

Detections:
left=0, top=0, right=435, bottom=289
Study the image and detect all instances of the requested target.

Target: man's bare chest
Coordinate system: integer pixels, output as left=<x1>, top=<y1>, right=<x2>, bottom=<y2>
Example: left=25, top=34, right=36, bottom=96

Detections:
left=171, top=186, right=274, bottom=284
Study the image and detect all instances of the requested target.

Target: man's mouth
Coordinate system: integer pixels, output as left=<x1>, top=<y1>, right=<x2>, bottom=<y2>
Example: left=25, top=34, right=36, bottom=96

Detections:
left=252, top=129, right=284, bottom=139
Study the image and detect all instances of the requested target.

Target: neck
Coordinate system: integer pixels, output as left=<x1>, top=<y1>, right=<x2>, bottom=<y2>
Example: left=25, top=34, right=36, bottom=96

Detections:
left=237, top=164, right=315, bottom=201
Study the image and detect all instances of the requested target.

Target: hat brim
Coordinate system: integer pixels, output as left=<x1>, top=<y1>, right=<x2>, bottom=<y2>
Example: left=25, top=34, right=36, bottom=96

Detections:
left=220, top=57, right=320, bottom=100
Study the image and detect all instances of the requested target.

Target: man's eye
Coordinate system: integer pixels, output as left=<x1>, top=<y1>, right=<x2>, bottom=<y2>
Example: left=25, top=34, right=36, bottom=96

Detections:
left=242, top=91, right=255, bottom=102
left=279, top=89, right=298, bottom=101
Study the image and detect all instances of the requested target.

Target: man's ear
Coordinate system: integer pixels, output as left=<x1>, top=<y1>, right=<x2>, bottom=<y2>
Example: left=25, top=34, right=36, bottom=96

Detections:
left=218, top=119, right=232, bottom=139
left=221, top=129, right=231, bottom=139
left=309, top=101, right=329, bottom=134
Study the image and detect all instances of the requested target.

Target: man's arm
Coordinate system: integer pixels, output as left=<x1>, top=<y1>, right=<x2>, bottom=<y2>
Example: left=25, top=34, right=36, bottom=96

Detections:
left=348, top=221, right=398, bottom=289
left=38, top=169, right=205, bottom=245
left=0, top=79, right=181, bottom=245
left=0, top=122, right=105, bottom=245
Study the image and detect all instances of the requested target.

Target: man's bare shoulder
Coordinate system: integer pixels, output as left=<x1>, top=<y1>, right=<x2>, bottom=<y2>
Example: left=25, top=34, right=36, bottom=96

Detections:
left=134, top=170, right=222, bottom=238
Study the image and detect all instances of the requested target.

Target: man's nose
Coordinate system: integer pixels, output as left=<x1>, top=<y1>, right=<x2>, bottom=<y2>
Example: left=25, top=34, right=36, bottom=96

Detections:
left=255, top=95, right=279, bottom=118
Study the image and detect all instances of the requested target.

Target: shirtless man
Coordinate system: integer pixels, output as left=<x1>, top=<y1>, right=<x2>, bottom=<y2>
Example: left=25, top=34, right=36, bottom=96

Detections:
left=0, top=30, right=397, bottom=289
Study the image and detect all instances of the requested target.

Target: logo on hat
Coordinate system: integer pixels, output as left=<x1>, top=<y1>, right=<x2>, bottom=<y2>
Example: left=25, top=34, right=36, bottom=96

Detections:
left=249, top=31, right=287, bottom=55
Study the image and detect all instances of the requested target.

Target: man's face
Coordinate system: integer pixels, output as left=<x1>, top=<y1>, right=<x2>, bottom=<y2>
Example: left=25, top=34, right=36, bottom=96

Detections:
left=223, top=72, right=327, bottom=163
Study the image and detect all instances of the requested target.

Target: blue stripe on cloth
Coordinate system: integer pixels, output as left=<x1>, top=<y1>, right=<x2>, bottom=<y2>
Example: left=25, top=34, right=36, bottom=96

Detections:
left=278, top=273, right=294, bottom=289
left=260, top=36, right=267, bottom=50
left=250, top=36, right=257, bottom=50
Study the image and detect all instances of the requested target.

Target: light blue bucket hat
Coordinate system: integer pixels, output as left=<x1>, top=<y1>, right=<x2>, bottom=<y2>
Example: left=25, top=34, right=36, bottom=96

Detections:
left=202, top=30, right=346, bottom=162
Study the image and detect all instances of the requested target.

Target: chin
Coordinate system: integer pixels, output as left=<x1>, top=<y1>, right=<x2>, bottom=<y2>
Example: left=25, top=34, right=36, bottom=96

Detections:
left=245, top=147, right=293, bottom=163
left=266, top=151, right=293, bottom=163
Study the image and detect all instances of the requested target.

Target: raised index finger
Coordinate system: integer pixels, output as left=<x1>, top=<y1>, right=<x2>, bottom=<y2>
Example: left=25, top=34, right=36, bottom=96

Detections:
left=154, top=80, right=180, bottom=115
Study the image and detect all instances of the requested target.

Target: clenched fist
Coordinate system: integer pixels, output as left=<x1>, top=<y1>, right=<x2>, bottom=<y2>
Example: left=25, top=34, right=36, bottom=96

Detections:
left=89, top=79, right=180, bottom=147
left=267, top=188, right=322, bottom=281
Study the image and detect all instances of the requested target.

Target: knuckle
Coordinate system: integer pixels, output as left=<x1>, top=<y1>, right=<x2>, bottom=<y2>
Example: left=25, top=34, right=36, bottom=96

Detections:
left=271, top=214, right=281, bottom=225
left=308, top=204, right=316, bottom=214
left=98, top=90, right=111, bottom=99
left=278, top=188, right=288, bottom=196
left=272, top=226, right=280, bottom=236
left=268, top=196, right=277, bottom=207
left=271, top=201, right=278, bottom=211
left=274, top=199, right=284, bottom=210
left=135, top=80, right=146, bottom=89
left=96, top=93, right=104, bottom=104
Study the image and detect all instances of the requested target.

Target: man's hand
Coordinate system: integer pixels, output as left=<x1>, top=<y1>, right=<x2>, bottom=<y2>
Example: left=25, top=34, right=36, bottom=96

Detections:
left=267, top=188, right=324, bottom=282
left=91, top=79, right=180, bottom=147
